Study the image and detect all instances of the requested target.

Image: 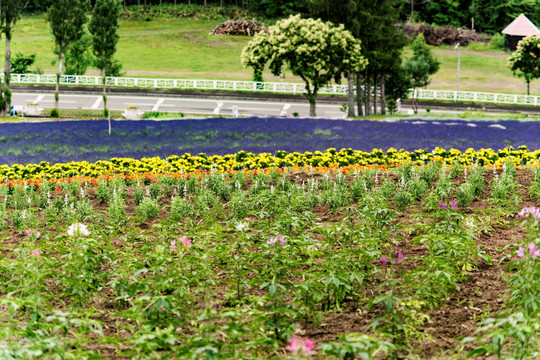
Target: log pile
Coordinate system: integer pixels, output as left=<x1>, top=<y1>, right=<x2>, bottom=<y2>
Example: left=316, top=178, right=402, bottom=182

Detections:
left=401, top=23, right=491, bottom=46
left=211, top=19, right=267, bottom=36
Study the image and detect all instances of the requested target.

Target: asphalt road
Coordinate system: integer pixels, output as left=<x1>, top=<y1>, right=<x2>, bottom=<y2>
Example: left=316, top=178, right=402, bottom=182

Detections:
left=11, top=86, right=540, bottom=118
left=12, top=91, right=348, bottom=118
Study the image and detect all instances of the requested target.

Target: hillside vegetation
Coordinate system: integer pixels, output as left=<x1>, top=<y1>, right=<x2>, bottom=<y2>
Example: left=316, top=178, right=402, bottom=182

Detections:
left=1, top=8, right=539, bottom=95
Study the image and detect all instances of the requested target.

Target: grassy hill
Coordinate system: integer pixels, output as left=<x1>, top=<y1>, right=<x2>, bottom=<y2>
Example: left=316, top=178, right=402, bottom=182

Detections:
left=3, top=13, right=539, bottom=95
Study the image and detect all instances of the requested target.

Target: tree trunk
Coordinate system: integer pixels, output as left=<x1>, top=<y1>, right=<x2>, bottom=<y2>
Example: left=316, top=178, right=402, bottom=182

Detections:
left=309, top=94, right=317, bottom=117
left=356, top=72, right=363, bottom=117
left=380, top=73, right=386, bottom=115
left=347, top=71, right=355, bottom=117
left=412, top=88, right=418, bottom=114
left=527, top=80, right=530, bottom=96
left=102, top=68, right=109, bottom=131
left=364, top=70, right=371, bottom=116
left=373, top=73, right=378, bottom=115
left=3, top=26, right=12, bottom=116
left=55, top=50, right=63, bottom=112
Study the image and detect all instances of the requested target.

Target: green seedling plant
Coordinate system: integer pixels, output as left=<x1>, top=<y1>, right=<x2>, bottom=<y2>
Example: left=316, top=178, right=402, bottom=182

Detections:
left=463, top=207, right=539, bottom=359
left=322, top=333, right=395, bottom=360
left=369, top=250, right=430, bottom=359
left=135, top=196, right=160, bottom=222
left=58, top=223, right=111, bottom=307
left=0, top=164, right=538, bottom=358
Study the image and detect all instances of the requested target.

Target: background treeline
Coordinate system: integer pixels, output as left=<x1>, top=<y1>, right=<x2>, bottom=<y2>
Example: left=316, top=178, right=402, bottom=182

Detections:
left=26, top=0, right=540, bottom=34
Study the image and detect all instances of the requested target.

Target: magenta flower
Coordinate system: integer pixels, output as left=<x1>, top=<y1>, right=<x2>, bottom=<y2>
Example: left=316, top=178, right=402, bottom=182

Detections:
left=395, top=252, right=405, bottom=263
left=180, top=236, right=192, bottom=247
left=517, top=246, right=525, bottom=258
left=450, top=200, right=458, bottom=209
left=170, top=240, right=177, bottom=251
left=528, top=243, right=539, bottom=259
left=380, top=256, right=388, bottom=265
left=25, top=229, right=41, bottom=239
left=518, top=207, right=540, bottom=219
left=31, top=250, right=42, bottom=257
left=438, top=201, right=447, bottom=209
left=268, top=235, right=286, bottom=246
left=286, top=337, right=316, bottom=356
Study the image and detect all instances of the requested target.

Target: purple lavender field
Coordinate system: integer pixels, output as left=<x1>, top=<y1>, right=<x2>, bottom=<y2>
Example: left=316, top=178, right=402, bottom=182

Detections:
left=1, top=117, right=539, bottom=165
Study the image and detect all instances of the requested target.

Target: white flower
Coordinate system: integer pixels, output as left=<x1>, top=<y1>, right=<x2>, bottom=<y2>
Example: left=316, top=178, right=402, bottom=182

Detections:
left=67, top=223, right=90, bottom=237
left=235, top=222, right=248, bottom=232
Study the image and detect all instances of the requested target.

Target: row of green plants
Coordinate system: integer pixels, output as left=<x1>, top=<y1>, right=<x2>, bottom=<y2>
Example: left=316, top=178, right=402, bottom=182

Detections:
left=0, top=163, right=538, bottom=358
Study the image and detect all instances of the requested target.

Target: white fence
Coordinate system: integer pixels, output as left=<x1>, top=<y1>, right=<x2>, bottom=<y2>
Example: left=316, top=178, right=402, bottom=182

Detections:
left=7, top=73, right=349, bottom=96
left=412, top=89, right=540, bottom=107
left=6, top=73, right=540, bottom=107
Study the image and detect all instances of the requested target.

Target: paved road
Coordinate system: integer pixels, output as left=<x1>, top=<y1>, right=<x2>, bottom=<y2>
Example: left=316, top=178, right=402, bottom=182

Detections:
left=12, top=92, right=349, bottom=118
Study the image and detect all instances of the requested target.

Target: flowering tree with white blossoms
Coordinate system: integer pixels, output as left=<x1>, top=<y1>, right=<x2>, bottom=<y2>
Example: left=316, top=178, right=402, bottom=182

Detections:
left=242, top=14, right=367, bottom=117
left=508, top=35, right=540, bottom=95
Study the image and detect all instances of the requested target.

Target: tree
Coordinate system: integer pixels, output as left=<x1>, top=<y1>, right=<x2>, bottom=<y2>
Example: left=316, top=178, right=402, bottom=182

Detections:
left=48, top=0, right=89, bottom=116
left=508, top=35, right=540, bottom=95
left=10, top=52, right=35, bottom=73
left=423, top=0, right=469, bottom=27
left=0, top=0, right=29, bottom=115
left=248, top=0, right=304, bottom=18
left=385, top=64, right=413, bottom=103
left=242, top=15, right=367, bottom=117
left=89, top=0, right=122, bottom=122
left=64, top=33, right=94, bottom=75
left=403, top=34, right=440, bottom=113
left=307, top=0, right=407, bottom=117
left=470, top=0, right=536, bottom=34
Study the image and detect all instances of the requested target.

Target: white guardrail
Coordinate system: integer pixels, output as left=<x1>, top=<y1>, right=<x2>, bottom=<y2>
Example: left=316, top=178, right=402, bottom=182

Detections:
left=6, top=73, right=540, bottom=106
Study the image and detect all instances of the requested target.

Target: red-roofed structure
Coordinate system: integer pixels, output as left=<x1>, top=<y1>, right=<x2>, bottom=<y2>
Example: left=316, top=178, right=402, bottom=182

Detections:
left=501, top=14, right=540, bottom=51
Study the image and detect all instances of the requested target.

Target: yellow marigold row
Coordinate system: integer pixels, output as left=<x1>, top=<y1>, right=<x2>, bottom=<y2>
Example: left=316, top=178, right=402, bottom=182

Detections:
left=1, top=146, right=539, bottom=181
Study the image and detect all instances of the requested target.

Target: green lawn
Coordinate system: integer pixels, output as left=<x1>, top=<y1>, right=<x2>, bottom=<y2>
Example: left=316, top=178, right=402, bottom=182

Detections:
left=3, top=14, right=539, bottom=95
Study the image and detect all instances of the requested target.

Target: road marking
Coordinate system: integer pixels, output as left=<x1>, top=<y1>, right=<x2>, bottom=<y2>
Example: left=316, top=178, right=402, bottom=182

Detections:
left=34, top=94, right=44, bottom=103
left=91, top=96, right=102, bottom=109
left=234, top=107, right=281, bottom=112
left=39, top=100, right=77, bottom=103
left=152, top=98, right=165, bottom=112
left=122, top=103, right=157, bottom=107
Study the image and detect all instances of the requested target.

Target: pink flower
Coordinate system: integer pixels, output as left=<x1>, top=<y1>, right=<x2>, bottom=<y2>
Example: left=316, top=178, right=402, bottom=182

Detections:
left=395, top=252, right=405, bottom=263
left=438, top=201, right=447, bottom=209
left=518, top=207, right=540, bottom=219
left=286, top=337, right=316, bottom=356
left=268, top=235, right=286, bottom=246
left=380, top=256, right=388, bottom=265
left=180, top=236, right=192, bottom=247
left=25, top=229, right=41, bottom=239
left=31, top=250, right=42, bottom=257
left=528, top=243, right=539, bottom=259
left=517, top=246, right=525, bottom=258
left=450, top=201, right=458, bottom=209
left=170, top=240, right=177, bottom=251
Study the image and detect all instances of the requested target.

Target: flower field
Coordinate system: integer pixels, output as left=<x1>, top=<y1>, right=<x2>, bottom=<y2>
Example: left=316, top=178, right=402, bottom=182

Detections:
left=1, top=118, right=540, bottom=165
left=1, top=159, right=539, bottom=358
left=1, top=117, right=540, bottom=358
left=1, top=118, right=540, bottom=181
